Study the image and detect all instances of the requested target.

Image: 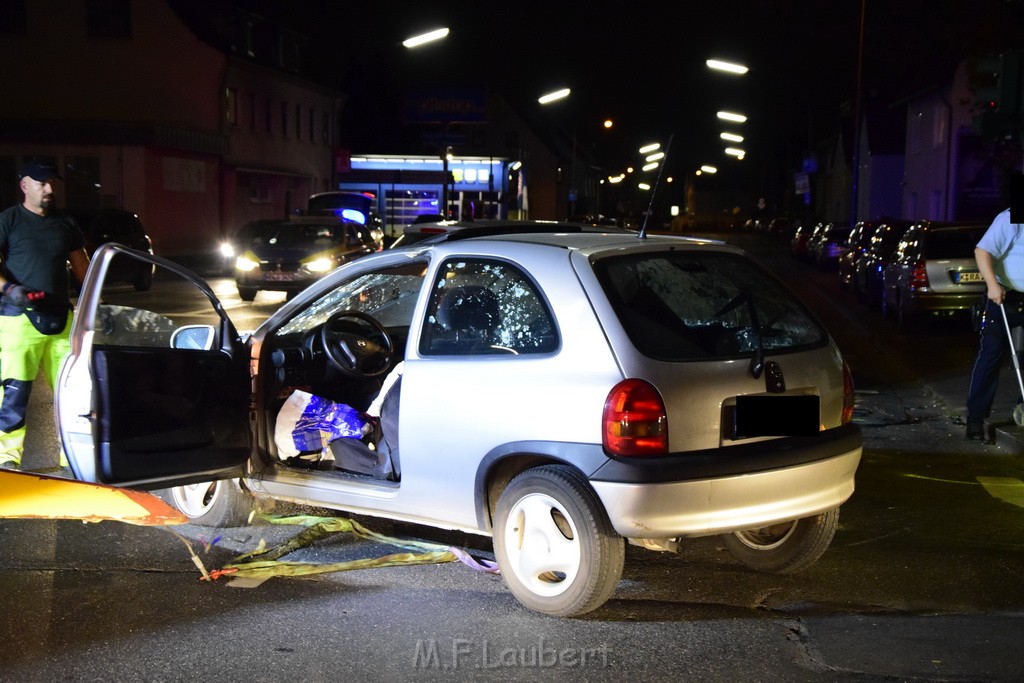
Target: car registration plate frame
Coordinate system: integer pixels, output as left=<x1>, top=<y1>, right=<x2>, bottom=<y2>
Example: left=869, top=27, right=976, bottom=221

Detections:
left=954, top=270, right=983, bottom=284
left=733, top=395, right=820, bottom=438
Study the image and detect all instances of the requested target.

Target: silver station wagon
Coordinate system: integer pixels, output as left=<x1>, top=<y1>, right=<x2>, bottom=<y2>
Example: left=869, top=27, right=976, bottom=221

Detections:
left=58, top=222, right=862, bottom=617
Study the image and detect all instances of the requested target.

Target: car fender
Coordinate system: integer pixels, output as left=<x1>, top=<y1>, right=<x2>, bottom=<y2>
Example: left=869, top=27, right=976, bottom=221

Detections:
left=473, top=441, right=610, bottom=531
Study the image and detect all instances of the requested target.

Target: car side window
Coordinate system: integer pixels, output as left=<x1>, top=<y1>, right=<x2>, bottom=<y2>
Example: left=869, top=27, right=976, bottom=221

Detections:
left=419, top=258, right=558, bottom=356
left=89, top=253, right=223, bottom=349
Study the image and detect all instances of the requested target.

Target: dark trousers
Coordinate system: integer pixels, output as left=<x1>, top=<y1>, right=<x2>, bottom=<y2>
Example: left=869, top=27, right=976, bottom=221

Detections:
left=966, top=292, right=1024, bottom=421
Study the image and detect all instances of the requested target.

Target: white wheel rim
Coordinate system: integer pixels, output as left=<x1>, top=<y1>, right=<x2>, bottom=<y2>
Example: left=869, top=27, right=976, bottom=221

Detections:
left=170, top=482, right=220, bottom=518
left=503, top=492, right=581, bottom=598
left=733, top=520, right=798, bottom=551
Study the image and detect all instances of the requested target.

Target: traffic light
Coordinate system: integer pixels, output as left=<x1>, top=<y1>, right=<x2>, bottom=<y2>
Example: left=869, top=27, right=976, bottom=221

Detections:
left=972, top=55, right=1004, bottom=113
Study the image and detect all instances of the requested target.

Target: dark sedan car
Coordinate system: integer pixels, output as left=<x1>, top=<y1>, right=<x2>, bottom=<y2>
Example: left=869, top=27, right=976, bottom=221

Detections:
left=853, top=220, right=913, bottom=308
left=838, top=220, right=881, bottom=290
left=808, top=222, right=850, bottom=271
left=233, top=217, right=376, bottom=301
left=71, top=209, right=155, bottom=291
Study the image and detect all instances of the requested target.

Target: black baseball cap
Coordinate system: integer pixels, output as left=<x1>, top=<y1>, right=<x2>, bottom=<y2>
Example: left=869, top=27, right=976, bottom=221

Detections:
left=18, top=162, right=62, bottom=182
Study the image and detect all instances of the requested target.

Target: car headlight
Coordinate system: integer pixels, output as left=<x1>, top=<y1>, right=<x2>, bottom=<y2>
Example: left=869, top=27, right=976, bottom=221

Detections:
left=304, top=257, right=335, bottom=273
left=219, top=242, right=236, bottom=259
left=235, top=254, right=260, bottom=272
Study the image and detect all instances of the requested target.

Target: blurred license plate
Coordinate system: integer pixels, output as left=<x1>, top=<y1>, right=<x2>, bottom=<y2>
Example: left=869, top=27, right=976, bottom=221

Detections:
left=955, top=271, right=983, bottom=283
left=264, top=272, right=299, bottom=281
left=733, top=395, right=820, bottom=438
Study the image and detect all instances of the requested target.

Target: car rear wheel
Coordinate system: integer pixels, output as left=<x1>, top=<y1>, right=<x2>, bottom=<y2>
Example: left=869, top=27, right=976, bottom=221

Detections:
left=723, top=507, right=839, bottom=574
left=161, top=479, right=254, bottom=527
left=492, top=465, right=624, bottom=617
left=238, top=286, right=257, bottom=302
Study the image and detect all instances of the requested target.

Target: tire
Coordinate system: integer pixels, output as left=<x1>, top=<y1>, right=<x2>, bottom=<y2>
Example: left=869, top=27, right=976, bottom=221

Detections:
left=160, top=479, right=254, bottom=527
left=724, top=507, right=840, bottom=574
left=492, top=465, right=625, bottom=617
left=238, top=286, right=258, bottom=302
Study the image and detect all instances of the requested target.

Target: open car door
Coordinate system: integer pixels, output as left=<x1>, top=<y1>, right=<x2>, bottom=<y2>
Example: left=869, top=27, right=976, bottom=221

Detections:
left=57, top=244, right=251, bottom=488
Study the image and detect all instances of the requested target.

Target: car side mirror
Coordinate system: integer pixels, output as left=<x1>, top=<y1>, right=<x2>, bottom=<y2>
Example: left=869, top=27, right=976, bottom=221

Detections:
left=170, top=324, right=215, bottom=351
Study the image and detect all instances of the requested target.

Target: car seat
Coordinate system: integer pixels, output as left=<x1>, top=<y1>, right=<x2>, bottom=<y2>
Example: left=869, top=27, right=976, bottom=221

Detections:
left=430, top=285, right=501, bottom=354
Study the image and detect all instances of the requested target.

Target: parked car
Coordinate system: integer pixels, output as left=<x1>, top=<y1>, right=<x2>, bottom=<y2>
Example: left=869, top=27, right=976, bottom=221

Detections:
left=768, top=216, right=801, bottom=240
left=808, top=222, right=850, bottom=271
left=881, top=221, right=988, bottom=328
left=853, top=220, right=913, bottom=307
left=838, top=220, right=880, bottom=290
left=790, top=221, right=816, bottom=260
left=58, top=221, right=862, bottom=617
left=70, top=209, right=155, bottom=291
left=232, top=216, right=376, bottom=301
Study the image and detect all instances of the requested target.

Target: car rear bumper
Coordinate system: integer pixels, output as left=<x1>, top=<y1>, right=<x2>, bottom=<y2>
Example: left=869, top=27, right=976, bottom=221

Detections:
left=904, top=290, right=982, bottom=312
left=589, top=426, right=862, bottom=539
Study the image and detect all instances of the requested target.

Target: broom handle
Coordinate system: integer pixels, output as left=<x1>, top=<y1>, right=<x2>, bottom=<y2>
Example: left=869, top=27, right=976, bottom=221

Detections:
left=1000, top=302, right=1024, bottom=400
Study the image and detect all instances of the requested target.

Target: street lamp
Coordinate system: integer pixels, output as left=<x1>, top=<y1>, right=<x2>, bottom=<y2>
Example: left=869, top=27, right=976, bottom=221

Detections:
left=716, top=111, right=748, bottom=123
left=706, top=58, right=749, bottom=75
left=538, top=87, right=577, bottom=218
left=338, top=27, right=451, bottom=226
left=707, top=57, right=814, bottom=217
left=402, top=27, right=449, bottom=49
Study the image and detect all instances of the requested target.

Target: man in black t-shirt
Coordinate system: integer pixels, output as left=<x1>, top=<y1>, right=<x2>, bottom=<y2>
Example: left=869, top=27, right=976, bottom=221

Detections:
left=0, top=162, right=89, bottom=470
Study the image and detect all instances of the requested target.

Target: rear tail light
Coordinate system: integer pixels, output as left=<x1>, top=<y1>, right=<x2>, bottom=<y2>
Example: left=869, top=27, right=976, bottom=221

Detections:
left=603, top=379, right=668, bottom=457
left=909, top=261, right=929, bottom=289
left=842, top=361, right=856, bottom=425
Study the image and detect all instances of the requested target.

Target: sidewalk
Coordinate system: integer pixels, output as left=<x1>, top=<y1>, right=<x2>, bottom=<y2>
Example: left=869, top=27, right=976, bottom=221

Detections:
left=922, top=354, right=1024, bottom=453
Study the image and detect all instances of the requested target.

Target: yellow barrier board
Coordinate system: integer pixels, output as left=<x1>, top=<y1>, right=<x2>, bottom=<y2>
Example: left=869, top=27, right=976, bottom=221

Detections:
left=0, top=470, right=187, bottom=526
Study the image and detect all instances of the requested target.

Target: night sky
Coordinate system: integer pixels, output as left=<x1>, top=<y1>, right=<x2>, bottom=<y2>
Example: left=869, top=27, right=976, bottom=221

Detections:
left=175, top=0, right=1024, bottom=188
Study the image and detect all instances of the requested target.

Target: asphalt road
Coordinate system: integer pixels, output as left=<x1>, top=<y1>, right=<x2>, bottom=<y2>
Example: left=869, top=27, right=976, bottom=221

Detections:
left=2, top=231, right=1023, bottom=682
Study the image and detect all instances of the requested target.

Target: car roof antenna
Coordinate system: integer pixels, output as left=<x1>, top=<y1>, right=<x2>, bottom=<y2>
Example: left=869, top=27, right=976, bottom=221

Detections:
left=639, top=133, right=673, bottom=240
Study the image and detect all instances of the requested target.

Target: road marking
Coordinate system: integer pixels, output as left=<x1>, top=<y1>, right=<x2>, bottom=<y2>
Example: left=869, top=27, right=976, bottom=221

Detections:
left=977, top=476, right=1024, bottom=508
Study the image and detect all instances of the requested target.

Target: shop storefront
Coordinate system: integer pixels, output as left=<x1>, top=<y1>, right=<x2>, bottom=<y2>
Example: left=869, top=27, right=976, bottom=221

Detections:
left=337, top=154, right=511, bottom=236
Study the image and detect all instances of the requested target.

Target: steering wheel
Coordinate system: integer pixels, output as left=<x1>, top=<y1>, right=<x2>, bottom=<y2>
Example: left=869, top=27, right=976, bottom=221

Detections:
left=319, top=310, right=394, bottom=378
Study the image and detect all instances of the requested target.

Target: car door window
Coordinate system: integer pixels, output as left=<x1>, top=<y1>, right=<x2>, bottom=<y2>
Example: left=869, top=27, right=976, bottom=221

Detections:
left=419, top=258, right=558, bottom=356
left=87, top=252, right=223, bottom=348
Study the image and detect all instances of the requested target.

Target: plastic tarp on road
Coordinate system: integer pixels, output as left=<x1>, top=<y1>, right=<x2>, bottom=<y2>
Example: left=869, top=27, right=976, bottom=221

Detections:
left=0, top=470, right=187, bottom=526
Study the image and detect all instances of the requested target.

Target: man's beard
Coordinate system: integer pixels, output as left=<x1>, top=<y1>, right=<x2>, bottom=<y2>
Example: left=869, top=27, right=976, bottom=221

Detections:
left=39, top=195, right=53, bottom=209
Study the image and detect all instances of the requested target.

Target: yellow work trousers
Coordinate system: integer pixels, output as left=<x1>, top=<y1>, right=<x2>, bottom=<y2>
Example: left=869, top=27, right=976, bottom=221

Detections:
left=0, top=312, right=72, bottom=466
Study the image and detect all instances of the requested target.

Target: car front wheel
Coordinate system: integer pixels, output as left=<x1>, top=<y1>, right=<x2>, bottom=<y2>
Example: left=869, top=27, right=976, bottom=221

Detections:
left=238, top=286, right=257, bottom=302
left=724, top=507, right=840, bottom=574
left=492, top=465, right=625, bottom=617
left=161, top=479, right=254, bottom=527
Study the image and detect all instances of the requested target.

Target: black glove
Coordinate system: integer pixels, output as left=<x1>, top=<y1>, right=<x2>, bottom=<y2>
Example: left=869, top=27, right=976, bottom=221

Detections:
left=3, top=284, right=45, bottom=308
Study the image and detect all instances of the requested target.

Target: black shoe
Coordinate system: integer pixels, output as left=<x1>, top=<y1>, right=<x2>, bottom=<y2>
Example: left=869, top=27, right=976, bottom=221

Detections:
left=966, top=420, right=986, bottom=440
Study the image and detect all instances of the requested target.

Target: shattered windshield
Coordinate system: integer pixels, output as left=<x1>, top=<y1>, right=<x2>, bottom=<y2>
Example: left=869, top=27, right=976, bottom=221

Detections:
left=277, top=261, right=428, bottom=334
left=594, top=251, right=826, bottom=361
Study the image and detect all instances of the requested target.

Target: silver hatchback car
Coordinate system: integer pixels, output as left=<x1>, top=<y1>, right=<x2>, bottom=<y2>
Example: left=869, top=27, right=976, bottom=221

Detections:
left=57, top=223, right=862, bottom=617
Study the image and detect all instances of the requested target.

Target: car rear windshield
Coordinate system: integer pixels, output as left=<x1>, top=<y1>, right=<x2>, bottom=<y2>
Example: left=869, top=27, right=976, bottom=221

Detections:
left=594, top=251, right=826, bottom=361
left=926, top=227, right=986, bottom=258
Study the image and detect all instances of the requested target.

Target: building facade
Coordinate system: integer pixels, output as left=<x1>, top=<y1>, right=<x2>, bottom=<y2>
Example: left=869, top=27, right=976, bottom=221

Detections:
left=0, top=0, right=338, bottom=267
